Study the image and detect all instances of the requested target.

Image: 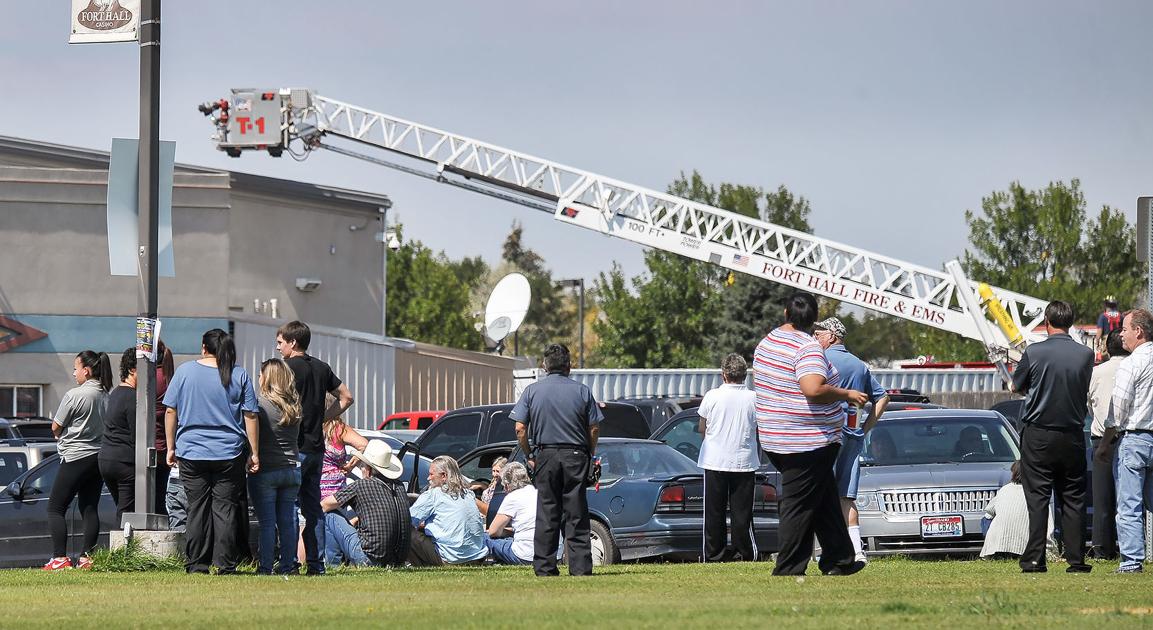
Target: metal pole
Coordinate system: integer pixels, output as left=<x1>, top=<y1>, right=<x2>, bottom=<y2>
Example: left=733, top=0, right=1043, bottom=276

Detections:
left=380, top=207, right=388, bottom=339
left=578, top=278, right=585, bottom=368
left=126, top=0, right=162, bottom=530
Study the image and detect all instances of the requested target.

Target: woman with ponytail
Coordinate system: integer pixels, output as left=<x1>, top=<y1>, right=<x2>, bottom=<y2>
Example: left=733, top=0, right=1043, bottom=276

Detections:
left=44, top=350, right=112, bottom=570
left=163, top=329, right=260, bottom=574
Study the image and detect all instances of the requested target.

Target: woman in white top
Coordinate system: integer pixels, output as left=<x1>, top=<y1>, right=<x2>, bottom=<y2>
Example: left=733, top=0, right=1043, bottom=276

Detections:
left=484, top=462, right=536, bottom=565
left=981, top=461, right=1054, bottom=558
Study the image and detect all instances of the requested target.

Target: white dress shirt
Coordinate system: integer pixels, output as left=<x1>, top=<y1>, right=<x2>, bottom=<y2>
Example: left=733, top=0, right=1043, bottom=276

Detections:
left=1089, top=356, right=1124, bottom=437
left=1110, top=342, right=1153, bottom=432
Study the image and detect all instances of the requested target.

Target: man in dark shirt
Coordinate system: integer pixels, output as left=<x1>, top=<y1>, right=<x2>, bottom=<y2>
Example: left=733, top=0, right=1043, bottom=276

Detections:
left=1011, top=300, right=1093, bottom=573
left=276, top=321, right=355, bottom=575
left=512, top=343, right=603, bottom=576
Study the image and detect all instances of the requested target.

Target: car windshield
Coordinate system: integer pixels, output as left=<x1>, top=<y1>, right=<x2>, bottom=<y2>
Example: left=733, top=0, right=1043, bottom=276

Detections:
left=596, top=442, right=698, bottom=483
left=861, top=415, right=1019, bottom=466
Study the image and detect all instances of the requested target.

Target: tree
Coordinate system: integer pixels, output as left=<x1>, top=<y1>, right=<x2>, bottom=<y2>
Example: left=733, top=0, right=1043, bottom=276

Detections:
left=962, top=179, right=1142, bottom=325
left=386, top=226, right=480, bottom=350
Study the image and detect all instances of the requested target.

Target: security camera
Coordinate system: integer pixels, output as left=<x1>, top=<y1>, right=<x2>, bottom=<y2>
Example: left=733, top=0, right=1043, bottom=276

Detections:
left=295, top=277, right=322, bottom=292
left=385, top=228, right=401, bottom=251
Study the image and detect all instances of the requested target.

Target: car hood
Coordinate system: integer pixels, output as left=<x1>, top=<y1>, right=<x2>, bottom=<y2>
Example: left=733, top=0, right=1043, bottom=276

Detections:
left=858, top=462, right=1011, bottom=491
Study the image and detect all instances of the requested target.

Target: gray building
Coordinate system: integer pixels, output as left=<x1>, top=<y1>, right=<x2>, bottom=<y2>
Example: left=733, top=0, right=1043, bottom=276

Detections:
left=0, top=135, right=513, bottom=426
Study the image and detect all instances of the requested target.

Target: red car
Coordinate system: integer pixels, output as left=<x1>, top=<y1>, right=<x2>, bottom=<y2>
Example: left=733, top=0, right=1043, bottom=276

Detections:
left=377, top=410, right=445, bottom=431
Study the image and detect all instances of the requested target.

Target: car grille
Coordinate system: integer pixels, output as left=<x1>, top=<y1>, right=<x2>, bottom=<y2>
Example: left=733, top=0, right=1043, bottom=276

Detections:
left=868, top=534, right=985, bottom=555
left=881, top=489, right=996, bottom=515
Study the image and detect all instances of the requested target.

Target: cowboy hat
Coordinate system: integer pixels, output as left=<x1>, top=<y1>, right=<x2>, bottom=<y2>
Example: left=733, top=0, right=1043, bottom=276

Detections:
left=350, top=440, right=404, bottom=480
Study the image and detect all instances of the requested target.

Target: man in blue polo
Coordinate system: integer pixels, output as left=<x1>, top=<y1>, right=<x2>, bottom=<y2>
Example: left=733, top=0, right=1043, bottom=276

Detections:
left=814, top=317, right=889, bottom=564
left=512, top=343, right=603, bottom=576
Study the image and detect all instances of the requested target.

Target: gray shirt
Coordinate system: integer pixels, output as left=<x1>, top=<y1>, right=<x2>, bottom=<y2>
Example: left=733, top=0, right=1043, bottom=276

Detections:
left=53, top=379, right=107, bottom=462
left=256, top=396, right=300, bottom=470
left=510, top=373, right=603, bottom=448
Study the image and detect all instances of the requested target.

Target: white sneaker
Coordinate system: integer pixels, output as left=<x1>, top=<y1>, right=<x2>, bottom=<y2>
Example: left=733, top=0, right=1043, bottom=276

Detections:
left=854, top=552, right=868, bottom=564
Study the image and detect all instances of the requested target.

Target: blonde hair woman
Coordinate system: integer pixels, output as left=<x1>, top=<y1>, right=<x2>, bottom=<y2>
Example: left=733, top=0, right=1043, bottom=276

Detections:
left=248, top=358, right=303, bottom=574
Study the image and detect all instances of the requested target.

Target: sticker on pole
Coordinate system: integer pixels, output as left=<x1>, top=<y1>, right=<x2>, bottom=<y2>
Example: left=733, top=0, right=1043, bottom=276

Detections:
left=70, top=0, right=140, bottom=44
left=136, top=317, right=161, bottom=362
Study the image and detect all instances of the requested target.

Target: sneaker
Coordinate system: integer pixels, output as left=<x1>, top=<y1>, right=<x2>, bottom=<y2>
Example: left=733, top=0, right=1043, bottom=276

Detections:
left=1116, top=565, right=1143, bottom=574
left=75, top=556, right=93, bottom=570
left=823, top=560, right=867, bottom=576
left=42, top=557, right=72, bottom=571
left=854, top=552, right=868, bottom=564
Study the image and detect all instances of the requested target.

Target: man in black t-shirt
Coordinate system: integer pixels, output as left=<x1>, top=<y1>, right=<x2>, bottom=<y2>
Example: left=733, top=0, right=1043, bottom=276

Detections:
left=276, top=321, right=355, bottom=575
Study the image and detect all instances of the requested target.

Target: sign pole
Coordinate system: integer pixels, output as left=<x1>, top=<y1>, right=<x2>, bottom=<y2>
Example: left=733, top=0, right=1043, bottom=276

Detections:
left=125, top=0, right=164, bottom=531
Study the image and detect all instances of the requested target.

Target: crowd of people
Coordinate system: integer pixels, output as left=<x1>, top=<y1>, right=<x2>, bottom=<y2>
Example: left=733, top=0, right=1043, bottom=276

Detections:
left=38, top=296, right=1153, bottom=577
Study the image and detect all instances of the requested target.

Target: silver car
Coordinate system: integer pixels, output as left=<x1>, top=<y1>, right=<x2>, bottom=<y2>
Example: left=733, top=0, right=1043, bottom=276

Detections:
left=855, top=409, right=1018, bottom=556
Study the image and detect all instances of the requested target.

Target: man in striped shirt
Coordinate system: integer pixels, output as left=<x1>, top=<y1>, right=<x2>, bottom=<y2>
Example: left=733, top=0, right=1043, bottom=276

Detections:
left=1102, top=308, right=1153, bottom=573
left=755, top=291, right=868, bottom=576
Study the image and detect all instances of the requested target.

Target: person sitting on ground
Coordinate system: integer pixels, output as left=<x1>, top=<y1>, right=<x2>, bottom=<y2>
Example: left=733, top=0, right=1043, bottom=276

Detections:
left=408, top=455, right=488, bottom=566
left=484, top=462, right=536, bottom=565
left=981, top=460, right=1054, bottom=558
left=314, top=413, right=370, bottom=567
left=319, top=440, right=411, bottom=567
left=475, top=456, right=507, bottom=518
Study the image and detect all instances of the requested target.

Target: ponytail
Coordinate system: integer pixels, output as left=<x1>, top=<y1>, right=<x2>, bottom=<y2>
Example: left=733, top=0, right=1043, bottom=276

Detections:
left=77, top=350, right=113, bottom=391
left=202, top=328, right=236, bottom=388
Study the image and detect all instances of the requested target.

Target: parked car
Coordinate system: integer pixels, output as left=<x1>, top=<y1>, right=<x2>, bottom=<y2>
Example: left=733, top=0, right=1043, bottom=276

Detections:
left=0, top=443, right=57, bottom=489
left=989, top=399, right=1024, bottom=432
left=456, top=438, right=779, bottom=564
left=884, top=389, right=932, bottom=404
left=854, top=409, right=1020, bottom=555
left=0, top=417, right=56, bottom=441
left=415, top=402, right=650, bottom=460
left=613, top=397, right=703, bottom=432
left=377, top=410, right=444, bottom=431
left=885, top=401, right=944, bottom=412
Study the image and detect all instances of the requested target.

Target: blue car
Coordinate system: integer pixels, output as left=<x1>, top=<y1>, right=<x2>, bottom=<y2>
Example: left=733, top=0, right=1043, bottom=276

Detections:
left=456, top=438, right=779, bottom=565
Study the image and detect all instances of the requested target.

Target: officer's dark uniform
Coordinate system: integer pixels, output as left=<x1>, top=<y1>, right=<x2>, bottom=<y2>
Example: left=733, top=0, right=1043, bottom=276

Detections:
left=1012, top=332, right=1094, bottom=572
left=510, top=373, right=603, bottom=576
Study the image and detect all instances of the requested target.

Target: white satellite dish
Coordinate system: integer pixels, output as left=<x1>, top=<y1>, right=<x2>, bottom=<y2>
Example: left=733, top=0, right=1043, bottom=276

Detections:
left=484, top=273, right=531, bottom=343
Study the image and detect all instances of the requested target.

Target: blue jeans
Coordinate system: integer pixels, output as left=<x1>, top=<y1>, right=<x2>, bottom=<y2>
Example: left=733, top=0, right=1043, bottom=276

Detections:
left=1115, top=432, right=1153, bottom=570
left=248, top=466, right=301, bottom=574
left=484, top=534, right=531, bottom=565
left=298, top=451, right=326, bottom=574
left=166, top=474, right=187, bottom=533
left=325, top=512, right=370, bottom=567
left=834, top=432, right=865, bottom=499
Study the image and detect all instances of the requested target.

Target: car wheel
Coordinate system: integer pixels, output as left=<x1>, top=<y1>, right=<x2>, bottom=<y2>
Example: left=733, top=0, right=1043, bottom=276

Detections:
left=589, top=520, right=617, bottom=566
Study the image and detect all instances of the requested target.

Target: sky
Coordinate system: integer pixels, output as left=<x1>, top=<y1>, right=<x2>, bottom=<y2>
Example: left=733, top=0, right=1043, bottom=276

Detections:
left=5, top=1, right=1153, bottom=291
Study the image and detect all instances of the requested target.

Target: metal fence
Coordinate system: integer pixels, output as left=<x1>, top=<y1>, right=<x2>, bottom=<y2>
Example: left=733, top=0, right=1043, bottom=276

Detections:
left=569, top=367, right=1003, bottom=401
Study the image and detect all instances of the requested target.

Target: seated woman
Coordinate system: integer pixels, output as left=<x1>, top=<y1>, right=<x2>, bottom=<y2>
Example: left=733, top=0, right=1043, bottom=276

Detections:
left=484, top=462, right=535, bottom=565
left=408, top=456, right=488, bottom=566
left=475, top=456, right=507, bottom=519
left=980, top=461, right=1053, bottom=558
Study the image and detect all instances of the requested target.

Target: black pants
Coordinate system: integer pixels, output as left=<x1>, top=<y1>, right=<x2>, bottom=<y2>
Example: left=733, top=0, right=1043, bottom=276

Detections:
left=48, top=454, right=103, bottom=558
left=154, top=455, right=170, bottom=516
left=98, top=458, right=135, bottom=526
left=1020, top=425, right=1087, bottom=569
left=180, top=455, right=246, bottom=573
left=767, top=444, right=854, bottom=576
left=1090, top=436, right=1118, bottom=557
left=703, top=469, right=755, bottom=562
left=533, top=446, right=592, bottom=576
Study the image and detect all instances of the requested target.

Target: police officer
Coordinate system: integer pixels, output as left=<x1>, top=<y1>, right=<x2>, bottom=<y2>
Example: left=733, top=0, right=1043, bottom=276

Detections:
left=512, top=343, right=603, bottom=576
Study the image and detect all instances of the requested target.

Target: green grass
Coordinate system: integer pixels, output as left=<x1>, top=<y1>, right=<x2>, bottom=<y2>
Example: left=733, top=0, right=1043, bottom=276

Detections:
left=4, top=557, right=1152, bottom=628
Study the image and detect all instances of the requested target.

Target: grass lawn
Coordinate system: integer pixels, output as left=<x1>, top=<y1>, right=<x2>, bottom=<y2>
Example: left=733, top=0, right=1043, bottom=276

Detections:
left=4, top=557, right=1152, bottom=628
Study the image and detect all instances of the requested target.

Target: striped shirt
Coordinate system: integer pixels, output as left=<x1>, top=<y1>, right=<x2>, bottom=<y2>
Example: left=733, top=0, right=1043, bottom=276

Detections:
left=1110, top=341, right=1153, bottom=432
left=754, top=327, right=845, bottom=454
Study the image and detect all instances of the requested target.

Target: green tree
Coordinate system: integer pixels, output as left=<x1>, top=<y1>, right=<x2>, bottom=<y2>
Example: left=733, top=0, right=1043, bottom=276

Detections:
left=962, top=179, right=1142, bottom=325
left=386, top=226, right=480, bottom=350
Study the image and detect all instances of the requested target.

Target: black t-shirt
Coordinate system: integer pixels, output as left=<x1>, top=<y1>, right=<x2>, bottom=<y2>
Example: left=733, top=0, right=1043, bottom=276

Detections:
left=1012, top=333, right=1093, bottom=430
left=286, top=354, right=342, bottom=454
left=98, top=385, right=137, bottom=464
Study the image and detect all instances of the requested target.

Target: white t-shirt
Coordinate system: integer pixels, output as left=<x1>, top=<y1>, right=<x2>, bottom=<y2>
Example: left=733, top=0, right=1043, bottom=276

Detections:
left=497, top=486, right=538, bottom=562
left=697, top=383, right=760, bottom=472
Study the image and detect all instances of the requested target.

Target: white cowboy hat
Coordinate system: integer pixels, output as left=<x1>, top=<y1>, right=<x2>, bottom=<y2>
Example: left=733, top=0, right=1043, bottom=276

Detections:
left=350, top=440, right=404, bottom=480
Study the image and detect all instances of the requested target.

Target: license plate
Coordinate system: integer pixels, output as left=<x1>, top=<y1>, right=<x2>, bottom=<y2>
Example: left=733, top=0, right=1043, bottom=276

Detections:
left=920, top=515, right=964, bottom=538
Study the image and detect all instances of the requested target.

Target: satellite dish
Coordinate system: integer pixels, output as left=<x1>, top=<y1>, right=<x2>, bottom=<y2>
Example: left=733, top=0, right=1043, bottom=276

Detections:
left=484, top=273, right=531, bottom=343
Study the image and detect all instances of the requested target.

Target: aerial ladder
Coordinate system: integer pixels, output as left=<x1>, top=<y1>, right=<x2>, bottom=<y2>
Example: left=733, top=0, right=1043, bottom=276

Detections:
left=199, top=88, right=1045, bottom=383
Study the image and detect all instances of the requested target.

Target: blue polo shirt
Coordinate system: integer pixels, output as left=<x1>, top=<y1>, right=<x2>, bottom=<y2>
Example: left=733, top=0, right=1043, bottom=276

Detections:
left=163, top=361, right=258, bottom=461
left=824, top=344, right=887, bottom=437
left=510, top=373, right=603, bottom=447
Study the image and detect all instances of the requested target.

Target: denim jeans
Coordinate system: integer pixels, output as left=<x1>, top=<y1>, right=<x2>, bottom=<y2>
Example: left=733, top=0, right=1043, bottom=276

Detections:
left=324, top=512, right=369, bottom=567
left=1115, top=432, right=1153, bottom=570
left=165, top=474, right=187, bottom=532
left=248, top=466, right=301, bottom=574
left=484, top=534, right=531, bottom=565
left=298, top=451, right=326, bottom=574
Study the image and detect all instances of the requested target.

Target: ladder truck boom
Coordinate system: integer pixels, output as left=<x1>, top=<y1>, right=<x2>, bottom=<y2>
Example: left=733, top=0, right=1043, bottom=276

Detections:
left=200, top=88, right=1049, bottom=366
